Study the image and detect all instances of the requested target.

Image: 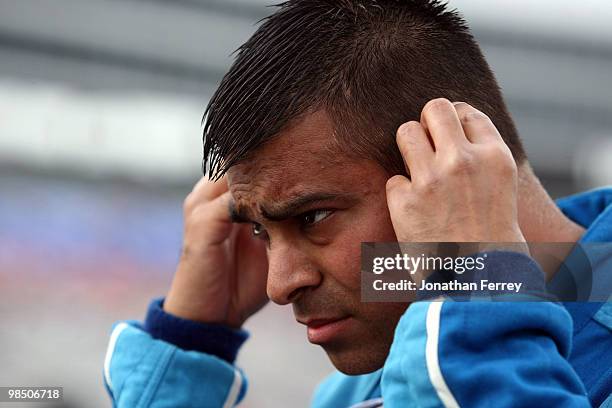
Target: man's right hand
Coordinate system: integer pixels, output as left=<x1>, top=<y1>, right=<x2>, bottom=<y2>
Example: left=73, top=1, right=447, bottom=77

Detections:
left=163, top=177, right=269, bottom=328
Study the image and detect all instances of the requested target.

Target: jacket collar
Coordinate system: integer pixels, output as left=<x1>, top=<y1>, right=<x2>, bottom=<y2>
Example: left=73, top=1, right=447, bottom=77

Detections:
left=556, top=187, right=612, bottom=243
left=555, top=187, right=612, bottom=330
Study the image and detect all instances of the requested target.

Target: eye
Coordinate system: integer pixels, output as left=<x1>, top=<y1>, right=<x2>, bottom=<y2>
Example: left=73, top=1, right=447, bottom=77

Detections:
left=301, top=210, right=333, bottom=227
left=252, top=222, right=267, bottom=238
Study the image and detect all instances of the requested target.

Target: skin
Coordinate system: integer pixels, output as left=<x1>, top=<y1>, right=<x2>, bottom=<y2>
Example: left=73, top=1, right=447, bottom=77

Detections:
left=164, top=98, right=585, bottom=375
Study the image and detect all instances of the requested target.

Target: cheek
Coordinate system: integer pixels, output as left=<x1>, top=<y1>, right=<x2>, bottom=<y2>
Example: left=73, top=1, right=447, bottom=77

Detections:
left=323, top=237, right=363, bottom=291
left=354, top=199, right=398, bottom=243
left=321, top=209, right=397, bottom=291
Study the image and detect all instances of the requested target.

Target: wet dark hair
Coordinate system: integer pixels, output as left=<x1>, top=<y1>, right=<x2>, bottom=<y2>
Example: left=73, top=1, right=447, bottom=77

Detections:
left=202, top=0, right=525, bottom=179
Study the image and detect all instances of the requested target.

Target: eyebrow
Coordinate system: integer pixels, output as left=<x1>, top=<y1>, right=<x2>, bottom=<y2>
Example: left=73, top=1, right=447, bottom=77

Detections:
left=229, top=200, right=251, bottom=223
left=230, top=192, right=357, bottom=223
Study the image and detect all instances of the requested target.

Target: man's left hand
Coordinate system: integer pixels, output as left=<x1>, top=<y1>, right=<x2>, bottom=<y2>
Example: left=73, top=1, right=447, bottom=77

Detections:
left=386, top=98, right=526, bottom=244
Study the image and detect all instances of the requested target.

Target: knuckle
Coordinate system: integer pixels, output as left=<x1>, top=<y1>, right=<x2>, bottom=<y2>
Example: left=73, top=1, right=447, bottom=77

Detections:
left=190, top=202, right=217, bottom=221
left=386, top=177, right=411, bottom=205
left=386, top=175, right=408, bottom=194
left=186, top=204, right=205, bottom=225
left=416, top=173, right=441, bottom=193
left=447, top=149, right=477, bottom=175
left=183, top=193, right=195, bottom=212
left=423, top=98, right=452, bottom=115
left=396, top=121, right=421, bottom=144
left=482, top=143, right=516, bottom=175
left=499, top=155, right=518, bottom=176
left=398, top=120, right=420, bottom=134
left=459, top=109, right=490, bottom=124
left=401, top=133, right=421, bottom=150
left=483, top=141, right=510, bottom=160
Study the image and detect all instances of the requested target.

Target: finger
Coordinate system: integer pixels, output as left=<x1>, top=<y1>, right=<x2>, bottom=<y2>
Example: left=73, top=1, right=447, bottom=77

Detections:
left=194, top=175, right=229, bottom=202
left=191, top=191, right=233, bottom=246
left=205, top=191, right=233, bottom=222
left=396, top=121, right=434, bottom=179
left=385, top=174, right=411, bottom=208
left=420, top=98, right=468, bottom=151
left=453, top=102, right=503, bottom=144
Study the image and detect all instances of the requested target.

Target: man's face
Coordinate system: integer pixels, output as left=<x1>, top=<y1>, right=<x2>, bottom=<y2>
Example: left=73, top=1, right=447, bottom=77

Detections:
left=227, top=111, right=408, bottom=374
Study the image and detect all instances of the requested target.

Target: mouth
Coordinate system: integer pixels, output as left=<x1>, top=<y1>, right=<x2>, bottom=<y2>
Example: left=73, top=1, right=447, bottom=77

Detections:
left=298, top=316, right=353, bottom=344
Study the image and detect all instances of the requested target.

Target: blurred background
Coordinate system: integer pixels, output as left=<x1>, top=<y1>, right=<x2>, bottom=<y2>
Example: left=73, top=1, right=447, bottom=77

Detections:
left=0, top=0, right=611, bottom=406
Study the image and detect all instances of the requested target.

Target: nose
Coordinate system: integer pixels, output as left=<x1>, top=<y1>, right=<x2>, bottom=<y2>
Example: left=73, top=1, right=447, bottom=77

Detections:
left=266, top=241, right=322, bottom=305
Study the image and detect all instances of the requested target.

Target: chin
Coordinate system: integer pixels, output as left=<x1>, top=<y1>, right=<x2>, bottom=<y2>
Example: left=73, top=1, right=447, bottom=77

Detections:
left=323, top=342, right=390, bottom=375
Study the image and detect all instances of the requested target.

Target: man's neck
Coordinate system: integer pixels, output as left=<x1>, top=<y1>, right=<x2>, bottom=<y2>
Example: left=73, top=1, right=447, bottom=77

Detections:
left=517, top=164, right=586, bottom=279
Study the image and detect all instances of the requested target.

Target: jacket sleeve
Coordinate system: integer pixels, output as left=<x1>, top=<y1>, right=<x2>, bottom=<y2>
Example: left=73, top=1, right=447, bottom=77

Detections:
left=381, top=251, right=592, bottom=408
left=103, top=299, right=248, bottom=408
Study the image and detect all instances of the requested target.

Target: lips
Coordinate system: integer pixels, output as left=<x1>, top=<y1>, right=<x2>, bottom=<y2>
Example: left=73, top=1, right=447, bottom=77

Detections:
left=299, top=316, right=353, bottom=344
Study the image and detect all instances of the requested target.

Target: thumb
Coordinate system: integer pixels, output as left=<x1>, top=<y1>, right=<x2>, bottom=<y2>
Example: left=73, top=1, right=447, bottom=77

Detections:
left=385, top=175, right=410, bottom=216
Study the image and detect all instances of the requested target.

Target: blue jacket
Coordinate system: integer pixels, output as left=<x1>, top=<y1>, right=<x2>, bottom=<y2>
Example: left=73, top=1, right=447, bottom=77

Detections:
left=104, top=188, right=612, bottom=407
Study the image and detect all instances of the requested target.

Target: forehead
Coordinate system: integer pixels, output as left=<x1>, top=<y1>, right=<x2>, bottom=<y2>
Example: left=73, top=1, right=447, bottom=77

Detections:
left=227, top=110, right=382, bottom=204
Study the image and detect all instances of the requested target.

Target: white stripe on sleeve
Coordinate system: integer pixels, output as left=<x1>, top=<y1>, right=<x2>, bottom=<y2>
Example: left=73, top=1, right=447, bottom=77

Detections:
left=425, top=301, right=460, bottom=408
left=222, top=368, right=243, bottom=408
left=103, top=322, right=129, bottom=393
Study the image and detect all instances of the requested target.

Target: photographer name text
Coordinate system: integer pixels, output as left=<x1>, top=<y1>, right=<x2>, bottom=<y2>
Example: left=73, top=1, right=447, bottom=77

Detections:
left=372, top=279, right=523, bottom=293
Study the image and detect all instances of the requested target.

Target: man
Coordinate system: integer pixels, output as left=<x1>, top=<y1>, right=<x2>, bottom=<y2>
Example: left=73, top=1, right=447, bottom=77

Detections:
left=104, top=1, right=612, bottom=406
